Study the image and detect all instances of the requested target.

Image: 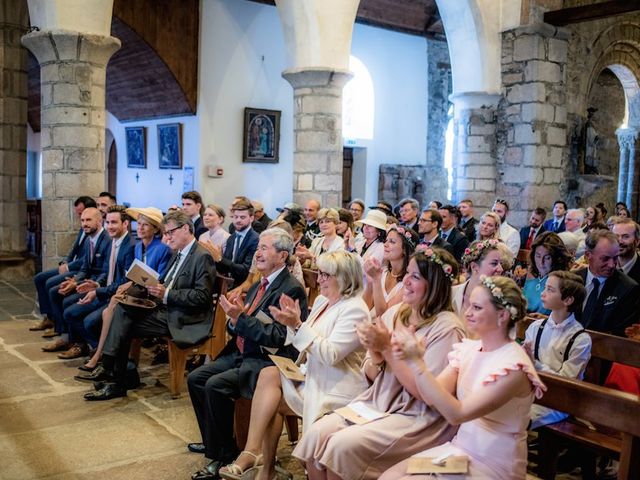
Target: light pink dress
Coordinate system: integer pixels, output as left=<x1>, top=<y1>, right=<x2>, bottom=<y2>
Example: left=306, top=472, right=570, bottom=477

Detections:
left=292, top=305, right=465, bottom=480
left=380, top=339, right=546, bottom=480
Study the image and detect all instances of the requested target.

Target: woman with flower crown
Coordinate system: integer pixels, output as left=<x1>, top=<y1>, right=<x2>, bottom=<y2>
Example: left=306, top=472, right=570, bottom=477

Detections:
left=380, top=276, right=546, bottom=480
left=293, top=249, right=465, bottom=480
left=363, top=225, right=419, bottom=319
left=451, top=239, right=505, bottom=320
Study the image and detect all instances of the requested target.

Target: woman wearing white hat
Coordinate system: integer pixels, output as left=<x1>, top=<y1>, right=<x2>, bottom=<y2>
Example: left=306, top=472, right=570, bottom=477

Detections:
left=80, top=207, right=172, bottom=371
left=352, top=208, right=387, bottom=265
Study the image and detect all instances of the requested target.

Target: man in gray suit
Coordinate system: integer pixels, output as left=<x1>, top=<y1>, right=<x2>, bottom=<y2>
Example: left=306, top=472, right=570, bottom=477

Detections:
left=84, top=210, right=216, bottom=401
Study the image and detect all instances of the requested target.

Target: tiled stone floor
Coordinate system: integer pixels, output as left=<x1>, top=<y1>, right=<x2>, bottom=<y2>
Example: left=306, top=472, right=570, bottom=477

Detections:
left=0, top=280, right=304, bottom=480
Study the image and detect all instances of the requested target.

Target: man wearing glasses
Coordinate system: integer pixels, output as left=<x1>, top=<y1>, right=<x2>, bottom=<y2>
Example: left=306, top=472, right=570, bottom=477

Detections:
left=84, top=210, right=216, bottom=400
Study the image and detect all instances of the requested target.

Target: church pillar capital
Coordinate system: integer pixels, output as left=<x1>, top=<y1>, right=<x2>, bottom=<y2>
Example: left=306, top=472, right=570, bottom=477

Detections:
left=616, top=127, right=639, bottom=150
left=449, top=92, right=502, bottom=119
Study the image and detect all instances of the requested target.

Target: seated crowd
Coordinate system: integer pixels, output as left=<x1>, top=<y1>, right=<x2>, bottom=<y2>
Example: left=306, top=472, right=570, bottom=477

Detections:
left=29, top=191, right=640, bottom=480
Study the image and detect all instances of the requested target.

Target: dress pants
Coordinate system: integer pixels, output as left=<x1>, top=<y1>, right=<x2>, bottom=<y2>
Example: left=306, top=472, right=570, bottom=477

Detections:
left=103, top=303, right=169, bottom=388
left=63, top=296, right=105, bottom=345
left=34, top=269, right=70, bottom=316
left=187, top=354, right=243, bottom=462
left=48, top=288, right=81, bottom=334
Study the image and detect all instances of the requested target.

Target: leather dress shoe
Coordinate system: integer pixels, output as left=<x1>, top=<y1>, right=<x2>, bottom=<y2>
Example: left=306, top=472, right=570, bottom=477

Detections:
left=42, top=338, right=69, bottom=352
left=42, top=328, right=60, bottom=338
left=188, top=442, right=206, bottom=454
left=192, top=460, right=224, bottom=480
left=57, top=343, right=89, bottom=359
left=74, top=365, right=113, bottom=383
left=84, top=382, right=126, bottom=401
left=30, top=318, right=54, bottom=331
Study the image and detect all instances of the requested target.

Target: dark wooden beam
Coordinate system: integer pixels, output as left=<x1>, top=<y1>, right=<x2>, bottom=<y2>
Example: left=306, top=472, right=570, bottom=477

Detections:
left=545, top=0, right=640, bottom=26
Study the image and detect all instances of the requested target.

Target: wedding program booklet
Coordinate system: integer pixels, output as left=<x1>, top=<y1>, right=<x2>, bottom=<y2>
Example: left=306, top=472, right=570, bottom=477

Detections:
left=335, top=401, right=388, bottom=425
left=126, top=259, right=160, bottom=287
left=268, top=355, right=306, bottom=382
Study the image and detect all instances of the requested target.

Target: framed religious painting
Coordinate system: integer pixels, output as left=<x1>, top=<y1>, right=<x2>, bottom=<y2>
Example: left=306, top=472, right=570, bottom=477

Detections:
left=243, top=107, right=281, bottom=163
left=157, top=123, right=182, bottom=169
left=125, top=126, right=146, bottom=168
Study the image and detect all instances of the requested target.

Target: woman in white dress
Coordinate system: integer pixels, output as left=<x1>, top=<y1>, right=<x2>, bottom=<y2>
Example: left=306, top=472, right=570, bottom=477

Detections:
left=198, top=204, right=231, bottom=255
left=296, top=208, right=344, bottom=267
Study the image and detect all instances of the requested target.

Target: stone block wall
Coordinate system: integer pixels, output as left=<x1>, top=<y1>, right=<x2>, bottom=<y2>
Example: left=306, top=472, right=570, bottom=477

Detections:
left=498, top=24, right=569, bottom=227
left=378, top=164, right=429, bottom=208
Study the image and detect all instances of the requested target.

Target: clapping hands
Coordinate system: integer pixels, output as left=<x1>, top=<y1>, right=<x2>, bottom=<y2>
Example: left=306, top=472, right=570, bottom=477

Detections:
left=390, top=325, right=426, bottom=362
left=363, top=257, right=383, bottom=281
left=357, top=319, right=391, bottom=353
left=269, top=294, right=302, bottom=330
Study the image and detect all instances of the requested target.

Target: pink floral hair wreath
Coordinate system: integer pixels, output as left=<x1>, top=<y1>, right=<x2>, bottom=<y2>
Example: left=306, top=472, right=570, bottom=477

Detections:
left=461, top=238, right=500, bottom=266
left=480, top=275, right=519, bottom=319
left=415, top=244, right=456, bottom=282
left=387, top=224, right=418, bottom=249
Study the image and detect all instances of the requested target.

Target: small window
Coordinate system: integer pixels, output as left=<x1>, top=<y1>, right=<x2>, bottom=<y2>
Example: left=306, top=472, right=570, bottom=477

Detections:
left=343, top=55, right=374, bottom=140
left=26, top=151, right=42, bottom=199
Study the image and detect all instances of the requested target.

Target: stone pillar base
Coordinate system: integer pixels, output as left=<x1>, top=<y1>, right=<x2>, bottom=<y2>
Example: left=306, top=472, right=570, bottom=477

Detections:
left=283, top=68, right=352, bottom=207
left=0, top=254, right=35, bottom=280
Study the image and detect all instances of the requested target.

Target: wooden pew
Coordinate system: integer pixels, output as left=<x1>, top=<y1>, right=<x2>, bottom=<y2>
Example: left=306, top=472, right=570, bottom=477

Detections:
left=302, top=267, right=319, bottom=308
left=535, top=372, right=640, bottom=480
left=535, top=331, right=640, bottom=479
left=166, top=274, right=233, bottom=398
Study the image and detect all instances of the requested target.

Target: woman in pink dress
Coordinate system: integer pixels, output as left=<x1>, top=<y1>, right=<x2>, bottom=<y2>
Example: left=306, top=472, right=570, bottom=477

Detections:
left=293, top=248, right=465, bottom=480
left=381, top=275, right=546, bottom=480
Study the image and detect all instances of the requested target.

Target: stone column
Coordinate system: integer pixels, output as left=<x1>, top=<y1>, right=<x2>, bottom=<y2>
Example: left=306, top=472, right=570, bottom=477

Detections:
left=283, top=69, right=351, bottom=207
left=275, top=0, right=360, bottom=207
left=498, top=23, right=570, bottom=227
left=616, top=127, right=633, bottom=204
left=22, top=31, right=120, bottom=269
left=450, top=92, right=501, bottom=212
left=0, top=1, right=31, bottom=279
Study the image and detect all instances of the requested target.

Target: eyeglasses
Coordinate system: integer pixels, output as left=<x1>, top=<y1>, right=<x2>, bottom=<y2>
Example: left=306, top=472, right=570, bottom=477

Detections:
left=164, top=225, right=183, bottom=237
left=418, top=218, right=433, bottom=223
left=317, top=270, right=333, bottom=280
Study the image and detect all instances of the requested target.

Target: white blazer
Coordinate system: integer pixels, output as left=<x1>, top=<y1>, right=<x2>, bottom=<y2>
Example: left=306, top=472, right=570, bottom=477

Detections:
left=289, top=295, right=370, bottom=432
left=309, top=235, right=345, bottom=258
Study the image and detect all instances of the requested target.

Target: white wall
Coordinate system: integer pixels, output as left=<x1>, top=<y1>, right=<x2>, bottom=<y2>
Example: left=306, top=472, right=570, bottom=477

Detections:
left=349, top=23, right=428, bottom=207
left=107, top=111, right=200, bottom=210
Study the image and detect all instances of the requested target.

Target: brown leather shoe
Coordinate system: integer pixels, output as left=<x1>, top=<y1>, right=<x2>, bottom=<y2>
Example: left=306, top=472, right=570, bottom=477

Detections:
left=57, top=343, right=89, bottom=359
left=42, top=338, right=69, bottom=352
left=29, top=318, right=54, bottom=331
left=42, top=328, right=60, bottom=338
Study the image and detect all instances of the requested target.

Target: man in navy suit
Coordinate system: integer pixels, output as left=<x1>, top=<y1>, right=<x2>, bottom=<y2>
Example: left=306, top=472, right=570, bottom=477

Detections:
left=31, top=196, right=96, bottom=333
left=210, top=197, right=259, bottom=288
left=576, top=229, right=639, bottom=337
left=519, top=207, right=547, bottom=250
left=187, top=228, right=307, bottom=479
left=44, top=207, right=111, bottom=352
left=542, top=200, right=567, bottom=233
left=439, top=205, right=469, bottom=262
left=59, top=206, right=136, bottom=359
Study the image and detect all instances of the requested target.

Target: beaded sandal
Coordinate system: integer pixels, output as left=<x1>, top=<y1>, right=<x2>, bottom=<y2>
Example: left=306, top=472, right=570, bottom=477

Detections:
left=219, top=451, right=263, bottom=480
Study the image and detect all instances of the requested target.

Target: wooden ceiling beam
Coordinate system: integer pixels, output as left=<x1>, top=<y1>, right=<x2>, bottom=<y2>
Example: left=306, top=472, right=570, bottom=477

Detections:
left=544, top=0, right=640, bottom=26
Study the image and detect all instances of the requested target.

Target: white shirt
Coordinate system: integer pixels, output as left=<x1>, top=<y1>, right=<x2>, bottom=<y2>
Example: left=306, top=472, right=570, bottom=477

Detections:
left=107, top=231, right=128, bottom=285
left=498, top=221, right=520, bottom=257
left=163, top=237, right=196, bottom=303
left=583, top=269, right=607, bottom=308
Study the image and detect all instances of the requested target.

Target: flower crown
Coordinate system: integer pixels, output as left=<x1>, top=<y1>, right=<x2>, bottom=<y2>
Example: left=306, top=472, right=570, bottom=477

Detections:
left=461, top=239, right=500, bottom=265
left=415, top=245, right=455, bottom=281
left=387, top=225, right=417, bottom=248
left=480, top=275, right=518, bottom=319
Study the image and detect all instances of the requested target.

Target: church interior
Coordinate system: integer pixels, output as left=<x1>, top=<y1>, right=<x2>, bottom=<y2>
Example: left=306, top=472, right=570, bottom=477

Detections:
left=1, top=0, right=640, bottom=479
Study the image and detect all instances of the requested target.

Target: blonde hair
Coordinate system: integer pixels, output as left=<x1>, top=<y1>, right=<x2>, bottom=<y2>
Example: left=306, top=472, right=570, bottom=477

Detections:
left=317, top=208, right=340, bottom=224
left=481, top=276, right=527, bottom=329
left=478, top=211, right=501, bottom=240
left=315, top=251, right=363, bottom=298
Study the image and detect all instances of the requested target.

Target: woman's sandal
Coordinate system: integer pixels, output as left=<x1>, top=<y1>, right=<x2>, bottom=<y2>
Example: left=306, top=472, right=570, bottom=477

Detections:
left=219, top=451, right=263, bottom=480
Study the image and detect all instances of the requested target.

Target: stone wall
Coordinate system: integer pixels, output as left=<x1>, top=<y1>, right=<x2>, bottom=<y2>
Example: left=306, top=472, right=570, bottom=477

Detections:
left=425, top=37, right=451, bottom=203
left=497, top=23, right=569, bottom=227
left=378, top=164, right=428, bottom=207
left=0, top=1, right=32, bottom=278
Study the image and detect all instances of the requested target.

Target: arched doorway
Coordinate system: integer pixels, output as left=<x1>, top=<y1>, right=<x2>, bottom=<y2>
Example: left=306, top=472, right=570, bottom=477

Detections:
left=105, top=129, right=117, bottom=196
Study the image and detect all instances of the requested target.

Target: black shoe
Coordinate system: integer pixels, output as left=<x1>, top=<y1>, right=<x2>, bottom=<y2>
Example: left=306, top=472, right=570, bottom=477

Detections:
left=188, top=442, right=206, bottom=454
left=77, top=363, right=98, bottom=373
left=191, top=460, right=224, bottom=480
left=84, top=382, right=126, bottom=401
left=74, top=365, right=113, bottom=383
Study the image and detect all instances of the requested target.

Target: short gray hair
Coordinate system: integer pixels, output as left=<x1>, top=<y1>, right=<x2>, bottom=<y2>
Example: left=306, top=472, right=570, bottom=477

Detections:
left=566, top=208, right=584, bottom=223
left=260, top=227, right=294, bottom=259
left=163, top=210, right=194, bottom=234
left=316, top=251, right=364, bottom=298
left=399, top=197, right=419, bottom=211
left=585, top=229, right=617, bottom=251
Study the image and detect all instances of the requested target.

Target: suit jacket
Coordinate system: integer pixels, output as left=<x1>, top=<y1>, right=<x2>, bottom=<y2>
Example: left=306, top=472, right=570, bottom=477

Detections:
left=441, top=228, right=469, bottom=263
left=460, top=217, right=478, bottom=243
left=543, top=217, right=566, bottom=233
left=65, top=228, right=88, bottom=271
left=576, top=268, right=640, bottom=336
left=218, top=267, right=308, bottom=398
left=422, top=235, right=454, bottom=255
left=625, top=255, right=640, bottom=285
left=74, top=229, right=110, bottom=282
left=159, top=241, right=216, bottom=347
left=136, top=237, right=173, bottom=277
left=95, top=233, right=136, bottom=301
left=252, top=214, right=272, bottom=234
left=519, top=225, right=547, bottom=249
left=217, top=227, right=260, bottom=287
left=193, top=216, right=208, bottom=239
